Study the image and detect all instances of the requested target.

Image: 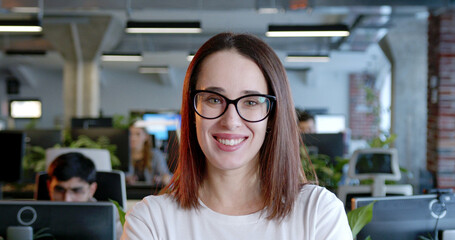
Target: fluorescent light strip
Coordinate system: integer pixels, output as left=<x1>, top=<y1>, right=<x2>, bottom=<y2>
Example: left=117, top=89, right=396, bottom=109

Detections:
left=258, top=8, right=279, bottom=14
left=286, top=56, right=330, bottom=62
left=138, top=66, right=169, bottom=74
left=126, top=28, right=201, bottom=34
left=11, top=7, right=40, bottom=13
left=0, top=26, right=42, bottom=32
left=101, top=55, right=143, bottom=62
left=266, top=31, right=349, bottom=37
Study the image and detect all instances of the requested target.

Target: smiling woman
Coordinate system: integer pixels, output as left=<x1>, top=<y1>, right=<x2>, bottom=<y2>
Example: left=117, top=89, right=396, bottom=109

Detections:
left=121, top=32, right=352, bottom=240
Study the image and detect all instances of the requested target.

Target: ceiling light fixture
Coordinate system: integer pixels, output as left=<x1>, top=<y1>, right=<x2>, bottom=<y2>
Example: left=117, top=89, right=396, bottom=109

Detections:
left=266, top=24, right=349, bottom=37
left=258, top=8, right=280, bottom=14
left=286, top=54, right=330, bottom=62
left=101, top=53, right=143, bottom=62
left=0, top=19, right=42, bottom=33
left=11, top=7, right=40, bottom=13
left=5, top=49, right=46, bottom=55
left=125, top=21, right=202, bottom=34
left=138, top=66, right=169, bottom=74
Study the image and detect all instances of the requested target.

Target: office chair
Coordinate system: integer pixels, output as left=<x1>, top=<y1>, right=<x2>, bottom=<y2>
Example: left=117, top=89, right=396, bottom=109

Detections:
left=46, top=148, right=112, bottom=171
left=34, top=170, right=127, bottom=209
left=337, top=148, right=413, bottom=208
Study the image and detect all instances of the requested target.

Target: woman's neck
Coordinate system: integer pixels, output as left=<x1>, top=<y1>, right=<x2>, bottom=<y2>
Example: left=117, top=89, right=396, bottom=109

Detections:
left=131, top=149, right=143, bottom=160
left=198, top=165, right=263, bottom=216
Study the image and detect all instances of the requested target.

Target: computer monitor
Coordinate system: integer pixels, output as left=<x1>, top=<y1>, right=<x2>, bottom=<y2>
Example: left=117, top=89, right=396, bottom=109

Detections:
left=70, top=128, right=130, bottom=172
left=9, top=99, right=42, bottom=119
left=0, top=131, right=26, bottom=183
left=23, top=129, right=63, bottom=149
left=141, top=112, right=181, bottom=142
left=337, top=148, right=412, bottom=208
left=352, top=193, right=455, bottom=240
left=301, top=133, right=344, bottom=163
left=71, top=117, right=113, bottom=128
left=314, top=114, right=346, bottom=133
left=0, top=201, right=115, bottom=240
left=348, top=148, right=401, bottom=181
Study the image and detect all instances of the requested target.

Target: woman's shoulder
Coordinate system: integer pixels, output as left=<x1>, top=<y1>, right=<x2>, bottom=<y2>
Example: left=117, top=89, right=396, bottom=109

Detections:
left=129, top=194, right=178, bottom=216
left=296, top=184, right=343, bottom=209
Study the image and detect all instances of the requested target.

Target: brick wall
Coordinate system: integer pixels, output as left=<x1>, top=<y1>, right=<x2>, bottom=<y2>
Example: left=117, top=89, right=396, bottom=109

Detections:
left=349, top=73, right=380, bottom=139
left=427, top=10, right=455, bottom=189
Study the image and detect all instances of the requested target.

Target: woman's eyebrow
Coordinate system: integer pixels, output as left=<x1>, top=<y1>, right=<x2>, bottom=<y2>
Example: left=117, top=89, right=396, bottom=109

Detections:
left=204, top=87, right=224, bottom=93
left=202, top=87, right=265, bottom=95
left=242, top=90, right=263, bottom=95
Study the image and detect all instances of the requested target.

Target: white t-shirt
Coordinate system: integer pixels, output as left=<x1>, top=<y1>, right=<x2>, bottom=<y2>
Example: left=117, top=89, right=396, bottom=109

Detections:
left=121, top=184, right=352, bottom=240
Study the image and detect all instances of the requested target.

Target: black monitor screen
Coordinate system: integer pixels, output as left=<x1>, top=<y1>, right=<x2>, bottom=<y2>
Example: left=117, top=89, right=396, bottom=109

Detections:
left=24, top=129, right=63, bottom=149
left=0, top=201, right=115, bottom=240
left=0, top=131, right=25, bottom=182
left=70, top=128, right=130, bottom=172
left=301, top=133, right=344, bottom=163
left=71, top=117, right=113, bottom=128
left=354, top=194, right=455, bottom=240
left=355, top=153, right=393, bottom=174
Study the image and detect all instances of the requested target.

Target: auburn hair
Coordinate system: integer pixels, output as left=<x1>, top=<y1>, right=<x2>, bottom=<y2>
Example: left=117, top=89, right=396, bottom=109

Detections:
left=163, top=32, right=307, bottom=220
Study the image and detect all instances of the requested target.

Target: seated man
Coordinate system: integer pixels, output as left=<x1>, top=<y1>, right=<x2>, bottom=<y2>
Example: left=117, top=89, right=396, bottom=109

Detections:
left=298, top=110, right=316, bottom=134
left=47, top=152, right=122, bottom=239
left=47, top=152, right=97, bottom=202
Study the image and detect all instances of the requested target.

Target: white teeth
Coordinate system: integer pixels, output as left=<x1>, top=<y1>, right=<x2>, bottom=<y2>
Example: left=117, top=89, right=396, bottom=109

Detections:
left=217, top=138, right=245, bottom=146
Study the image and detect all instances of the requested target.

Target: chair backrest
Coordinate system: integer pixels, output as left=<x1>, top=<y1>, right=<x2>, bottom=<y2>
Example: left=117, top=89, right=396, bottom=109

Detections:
left=46, top=148, right=112, bottom=171
left=35, top=170, right=127, bottom=209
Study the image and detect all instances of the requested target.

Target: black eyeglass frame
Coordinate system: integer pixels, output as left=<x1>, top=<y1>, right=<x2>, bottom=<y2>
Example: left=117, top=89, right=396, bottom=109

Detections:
left=191, top=90, right=277, bottom=123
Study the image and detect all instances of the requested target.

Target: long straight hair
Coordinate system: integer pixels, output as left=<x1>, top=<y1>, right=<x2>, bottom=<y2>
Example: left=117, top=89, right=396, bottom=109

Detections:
left=164, top=32, right=306, bottom=220
left=130, top=124, right=153, bottom=172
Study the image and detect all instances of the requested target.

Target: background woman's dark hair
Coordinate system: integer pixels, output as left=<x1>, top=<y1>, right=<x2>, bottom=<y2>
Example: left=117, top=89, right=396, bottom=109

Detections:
left=164, top=32, right=305, bottom=220
left=48, top=152, right=97, bottom=184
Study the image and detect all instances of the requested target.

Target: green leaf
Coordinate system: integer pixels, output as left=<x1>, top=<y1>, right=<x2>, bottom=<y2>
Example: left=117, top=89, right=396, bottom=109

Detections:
left=347, top=201, right=375, bottom=239
left=110, top=199, right=126, bottom=227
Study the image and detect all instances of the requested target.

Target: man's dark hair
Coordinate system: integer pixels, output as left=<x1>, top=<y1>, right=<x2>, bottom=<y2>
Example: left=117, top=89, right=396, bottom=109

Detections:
left=48, top=152, right=97, bottom=184
left=297, top=109, right=315, bottom=122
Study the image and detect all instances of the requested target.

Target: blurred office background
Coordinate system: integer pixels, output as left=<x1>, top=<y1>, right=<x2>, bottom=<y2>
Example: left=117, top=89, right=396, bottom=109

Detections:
left=0, top=0, right=453, bottom=197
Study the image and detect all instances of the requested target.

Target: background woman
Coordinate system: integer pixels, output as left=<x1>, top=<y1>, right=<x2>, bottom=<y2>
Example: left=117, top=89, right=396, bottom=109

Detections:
left=127, top=123, right=171, bottom=185
left=122, top=32, right=351, bottom=240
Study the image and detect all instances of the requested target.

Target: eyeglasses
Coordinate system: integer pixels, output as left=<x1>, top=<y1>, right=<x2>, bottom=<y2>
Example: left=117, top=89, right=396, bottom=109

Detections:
left=192, top=90, right=276, bottom=122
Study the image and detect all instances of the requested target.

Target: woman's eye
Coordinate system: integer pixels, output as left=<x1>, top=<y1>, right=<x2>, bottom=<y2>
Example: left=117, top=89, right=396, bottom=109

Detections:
left=208, top=98, right=221, bottom=104
left=245, top=100, right=258, bottom=106
left=204, top=95, right=223, bottom=104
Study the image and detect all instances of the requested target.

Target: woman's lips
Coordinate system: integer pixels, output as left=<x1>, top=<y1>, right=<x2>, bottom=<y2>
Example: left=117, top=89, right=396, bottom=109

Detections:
left=216, top=137, right=246, bottom=146
left=212, top=134, right=248, bottom=151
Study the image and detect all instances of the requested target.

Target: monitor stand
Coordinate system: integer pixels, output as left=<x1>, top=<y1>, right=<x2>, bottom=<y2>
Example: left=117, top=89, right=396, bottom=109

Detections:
left=338, top=181, right=413, bottom=208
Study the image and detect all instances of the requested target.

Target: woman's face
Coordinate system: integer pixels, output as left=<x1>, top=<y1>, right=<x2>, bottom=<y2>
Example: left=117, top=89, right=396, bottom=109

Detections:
left=195, top=50, right=269, bottom=173
left=129, top=126, right=148, bottom=151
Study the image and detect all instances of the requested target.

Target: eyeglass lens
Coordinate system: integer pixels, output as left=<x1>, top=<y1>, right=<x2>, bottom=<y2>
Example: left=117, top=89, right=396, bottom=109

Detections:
left=194, top=91, right=272, bottom=122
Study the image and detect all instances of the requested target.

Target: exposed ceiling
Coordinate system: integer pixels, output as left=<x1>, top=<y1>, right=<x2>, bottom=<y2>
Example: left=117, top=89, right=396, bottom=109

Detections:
left=0, top=0, right=452, bottom=71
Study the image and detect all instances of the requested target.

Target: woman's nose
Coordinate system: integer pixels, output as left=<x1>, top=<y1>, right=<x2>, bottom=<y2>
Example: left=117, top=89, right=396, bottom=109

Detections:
left=220, top=104, right=242, bottom=129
